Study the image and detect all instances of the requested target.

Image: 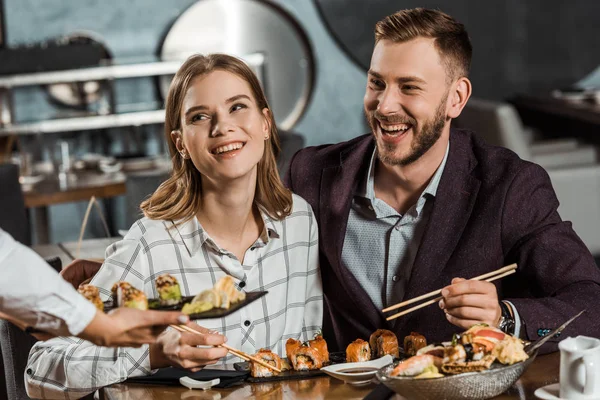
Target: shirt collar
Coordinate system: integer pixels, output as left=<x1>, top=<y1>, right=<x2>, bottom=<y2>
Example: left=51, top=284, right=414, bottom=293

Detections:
left=358, top=141, right=450, bottom=215
left=168, top=207, right=280, bottom=257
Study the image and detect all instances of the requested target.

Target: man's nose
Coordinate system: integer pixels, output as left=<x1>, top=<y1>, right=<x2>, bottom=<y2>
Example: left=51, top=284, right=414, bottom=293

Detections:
left=377, top=88, right=401, bottom=115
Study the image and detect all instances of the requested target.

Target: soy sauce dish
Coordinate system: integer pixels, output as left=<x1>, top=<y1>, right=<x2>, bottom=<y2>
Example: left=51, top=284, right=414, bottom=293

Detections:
left=321, top=355, right=394, bottom=385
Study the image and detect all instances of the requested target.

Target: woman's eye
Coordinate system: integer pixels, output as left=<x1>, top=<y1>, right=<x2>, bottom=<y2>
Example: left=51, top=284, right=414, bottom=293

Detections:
left=230, top=103, right=247, bottom=112
left=370, top=79, right=384, bottom=89
left=190, top=114, right=209, bottom=123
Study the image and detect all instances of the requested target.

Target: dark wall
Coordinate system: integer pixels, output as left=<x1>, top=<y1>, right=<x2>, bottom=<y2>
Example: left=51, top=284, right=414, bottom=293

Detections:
left=314, top=0, right=600, bottom=100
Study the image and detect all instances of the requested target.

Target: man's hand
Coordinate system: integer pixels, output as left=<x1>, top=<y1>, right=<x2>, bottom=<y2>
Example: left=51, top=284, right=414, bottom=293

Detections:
left=439, top=277, right=502, bottom=330
left=78, top=308, right=190, bottom=347
left=149, top=322, right=228, bottom=372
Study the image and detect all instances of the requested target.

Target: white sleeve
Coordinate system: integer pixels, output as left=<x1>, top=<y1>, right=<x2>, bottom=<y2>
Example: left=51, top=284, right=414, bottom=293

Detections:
left=301, top=206, right=323, bottom=341
left=25, top=236, right=153, bottom=399
left=0, top=228, right=96, bottom=336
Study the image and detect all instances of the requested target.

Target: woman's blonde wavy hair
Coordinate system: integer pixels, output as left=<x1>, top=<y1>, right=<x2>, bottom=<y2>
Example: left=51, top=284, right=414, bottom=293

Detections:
left=141, top=53, right=292, bottom=223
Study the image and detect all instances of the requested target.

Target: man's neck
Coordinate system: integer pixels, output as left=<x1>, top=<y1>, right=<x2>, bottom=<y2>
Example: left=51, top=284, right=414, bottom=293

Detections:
left=374, top=131, right=449, bottom=214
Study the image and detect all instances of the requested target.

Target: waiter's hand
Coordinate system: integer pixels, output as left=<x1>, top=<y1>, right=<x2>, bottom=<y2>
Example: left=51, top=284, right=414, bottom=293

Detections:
left=438, top=277, right=502, bottom=330
left=78, top=308, right=190, bottom=348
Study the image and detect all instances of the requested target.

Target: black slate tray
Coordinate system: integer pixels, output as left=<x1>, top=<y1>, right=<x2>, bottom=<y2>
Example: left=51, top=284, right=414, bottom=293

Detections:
left=103, top=291, right=268, bottom=319
left=233, top=352, right=347, bottom=383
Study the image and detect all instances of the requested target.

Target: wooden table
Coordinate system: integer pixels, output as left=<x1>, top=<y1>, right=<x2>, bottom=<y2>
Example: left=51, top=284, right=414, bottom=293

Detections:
left=32, top=236, right=120, bottom=266
left=102, top=352, right=559, bottom=400
left=23, top=170, right=126, bottom=244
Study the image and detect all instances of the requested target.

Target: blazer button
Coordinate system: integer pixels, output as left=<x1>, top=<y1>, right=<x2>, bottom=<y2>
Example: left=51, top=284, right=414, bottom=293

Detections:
left=244, top=320, right=251, bottom=327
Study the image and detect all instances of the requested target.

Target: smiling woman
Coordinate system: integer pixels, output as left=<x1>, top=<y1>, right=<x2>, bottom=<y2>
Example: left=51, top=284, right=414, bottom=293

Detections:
left=24, top=54, right=323, bottom=400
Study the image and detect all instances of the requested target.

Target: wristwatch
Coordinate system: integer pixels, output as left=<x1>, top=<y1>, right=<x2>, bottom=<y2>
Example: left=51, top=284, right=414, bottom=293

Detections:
left=497, top=301, right=515, bottom=335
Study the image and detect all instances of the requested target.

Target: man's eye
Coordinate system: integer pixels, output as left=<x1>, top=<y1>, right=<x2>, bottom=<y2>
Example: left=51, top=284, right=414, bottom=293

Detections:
left=403, top=85, right=419, bottom=91
left=231, top=103, right=247, bottom=112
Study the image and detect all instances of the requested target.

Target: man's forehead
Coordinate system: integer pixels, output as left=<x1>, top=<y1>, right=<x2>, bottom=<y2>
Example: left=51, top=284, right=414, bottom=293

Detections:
left=369, top=38, right=446, bottom=80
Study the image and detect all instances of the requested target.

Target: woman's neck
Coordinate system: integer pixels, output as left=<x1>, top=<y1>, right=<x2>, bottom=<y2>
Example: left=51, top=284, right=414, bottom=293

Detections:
left=196, top=172, right=262, bottom=260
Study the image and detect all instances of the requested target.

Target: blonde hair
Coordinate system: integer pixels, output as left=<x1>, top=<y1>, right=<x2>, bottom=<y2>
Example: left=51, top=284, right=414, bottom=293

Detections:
left=141, top=53, right=292, bottom=223
left=375, top=8, right=472, bottom=81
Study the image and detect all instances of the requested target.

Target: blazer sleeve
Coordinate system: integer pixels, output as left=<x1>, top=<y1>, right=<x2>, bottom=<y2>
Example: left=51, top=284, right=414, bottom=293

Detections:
left=501, top=163, right=600, bottom=349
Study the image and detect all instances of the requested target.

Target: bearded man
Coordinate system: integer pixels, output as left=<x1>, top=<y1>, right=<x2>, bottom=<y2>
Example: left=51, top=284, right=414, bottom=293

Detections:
left=285, top=8, right=600, bottom=354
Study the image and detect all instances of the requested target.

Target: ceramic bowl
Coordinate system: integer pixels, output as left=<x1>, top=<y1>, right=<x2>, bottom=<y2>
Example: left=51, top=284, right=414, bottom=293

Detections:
left=321, top=355, right=393, bottom=385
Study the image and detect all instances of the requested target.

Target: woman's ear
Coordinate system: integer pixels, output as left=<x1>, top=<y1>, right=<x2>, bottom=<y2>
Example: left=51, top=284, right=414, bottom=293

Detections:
left=171, top=130, right=189, bottom=158
left=261, top=108, right=271, bottom=140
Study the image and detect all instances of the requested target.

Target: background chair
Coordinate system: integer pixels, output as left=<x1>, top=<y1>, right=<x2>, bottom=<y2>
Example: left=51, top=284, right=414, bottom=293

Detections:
left=0, top=163, right=30, bottom=246
left=455, top=98, right=600, bottom=255
left=277, top=131, right=305, bottom=177
left=124, top=169, right=170, bottom=229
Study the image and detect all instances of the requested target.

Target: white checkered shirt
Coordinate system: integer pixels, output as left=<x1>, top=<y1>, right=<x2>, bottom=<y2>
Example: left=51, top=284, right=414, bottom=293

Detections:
left=25, top=194, right=322, bottom=399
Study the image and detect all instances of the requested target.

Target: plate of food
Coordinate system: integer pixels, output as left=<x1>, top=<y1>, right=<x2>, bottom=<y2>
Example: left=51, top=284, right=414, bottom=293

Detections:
left=234, top=328, right=404, bottom=383
left=376, top=325, right=535, bottom=400
left=78, top=275, right=267, bottom=320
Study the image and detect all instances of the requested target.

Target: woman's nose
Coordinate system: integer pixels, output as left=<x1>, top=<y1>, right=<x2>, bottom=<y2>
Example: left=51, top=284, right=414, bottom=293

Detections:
left=210, top=115, right=236, bottom=137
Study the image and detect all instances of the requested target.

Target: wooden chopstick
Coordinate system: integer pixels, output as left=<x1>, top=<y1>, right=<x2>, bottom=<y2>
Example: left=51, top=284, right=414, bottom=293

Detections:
left=382, top=263, right=517, bottom=313
left=170, top=325, right=250, bottom=361
left=385, top=267, right=517, bottom=321
left=170, top=325, right=281, bottom=373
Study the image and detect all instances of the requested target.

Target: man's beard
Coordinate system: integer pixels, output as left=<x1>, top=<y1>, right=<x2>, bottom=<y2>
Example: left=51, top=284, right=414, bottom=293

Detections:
left=367, top=94, right=448, bottom=166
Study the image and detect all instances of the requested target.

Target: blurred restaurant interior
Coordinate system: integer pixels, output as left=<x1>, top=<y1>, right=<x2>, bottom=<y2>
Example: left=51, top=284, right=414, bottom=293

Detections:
left=0, top=0, right=599, bottom=399
left=1, top=0, right=599, bottom=251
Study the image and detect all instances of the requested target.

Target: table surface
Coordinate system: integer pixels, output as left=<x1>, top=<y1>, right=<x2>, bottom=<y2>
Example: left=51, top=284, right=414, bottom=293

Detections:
left=102, top=352, right=559, bottom=400
left=23, top=170, right=126, bottom=208
left=32, top=236, right=120, bottom=265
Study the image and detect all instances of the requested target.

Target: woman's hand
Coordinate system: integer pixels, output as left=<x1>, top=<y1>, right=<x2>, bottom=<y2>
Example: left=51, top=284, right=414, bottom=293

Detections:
left=439, top=277, right=502, bottom=330
left=149, top=322, right=229, bottom=371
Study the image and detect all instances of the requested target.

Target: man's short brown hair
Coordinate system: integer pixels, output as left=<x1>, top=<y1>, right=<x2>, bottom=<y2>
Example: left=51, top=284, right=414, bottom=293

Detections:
left=375, top=8, right=472, bottom=81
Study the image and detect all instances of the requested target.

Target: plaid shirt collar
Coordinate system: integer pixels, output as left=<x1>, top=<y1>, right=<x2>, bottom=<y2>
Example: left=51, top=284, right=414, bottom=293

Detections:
left=168, top=208, right=281, bottom=257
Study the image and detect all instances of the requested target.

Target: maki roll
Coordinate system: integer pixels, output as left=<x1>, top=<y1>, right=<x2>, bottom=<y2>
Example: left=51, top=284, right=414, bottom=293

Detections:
left=250, top=349, right=282, bottom=377
left=345, top=339, right=371, bottom=363
left=155, top=274, right=182, bottom=306
left=370, top=329, right=400, bottom=358
left=403, top=331, right=427, bottom=357
left=111, top=281, right=148, bottom=310
left=309, top=334, right=329, bottom=363
left=77, top=284, right=104, bottom=312
left=286, top=338, right=302, bottom=361
left=290, top=345, right=323, bottom=371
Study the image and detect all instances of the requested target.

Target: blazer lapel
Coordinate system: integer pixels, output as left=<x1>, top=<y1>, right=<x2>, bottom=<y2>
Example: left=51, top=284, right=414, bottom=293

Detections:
left=320, top=136, right=389, bottom=329
left=403, top=132, right=481, bottom=303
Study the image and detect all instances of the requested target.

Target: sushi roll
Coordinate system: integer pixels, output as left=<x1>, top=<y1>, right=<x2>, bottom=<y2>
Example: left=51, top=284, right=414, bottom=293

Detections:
left=346, top=339, right=371, bottom=363
left=155, top=274, right=182, bottom=306
left=370, top=329, right=400, bottom=358
left=77, top=284, right=104, bottom=312
left=286, top=338, right=302, bottom=361
left=309, top=334, right=329, bottom=363
left=111, top=281, right=148, bottom=310
left=250, top=349, right=282, bottom=377
left=403, top=331, right=427, bottom=357
left=289, top=345, right=323, bottom=371
left=214, top=275, right=246, bottom=304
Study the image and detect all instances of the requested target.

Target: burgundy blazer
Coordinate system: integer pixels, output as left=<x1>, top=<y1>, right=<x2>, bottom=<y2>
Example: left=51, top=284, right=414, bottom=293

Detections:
left=285, top=129, right=600, bottom=354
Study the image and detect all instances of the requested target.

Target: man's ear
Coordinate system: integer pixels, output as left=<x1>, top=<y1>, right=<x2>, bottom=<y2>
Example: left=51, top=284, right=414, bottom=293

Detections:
left=170, top=130, right=185, bottom=152
left=447, top=77, right=472, bottom=119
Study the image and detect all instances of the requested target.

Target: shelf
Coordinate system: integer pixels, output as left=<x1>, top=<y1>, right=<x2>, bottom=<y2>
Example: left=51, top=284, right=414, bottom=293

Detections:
left=0, top=109, right=165, bottom=135
left=0, top=54, right=265, bottom=87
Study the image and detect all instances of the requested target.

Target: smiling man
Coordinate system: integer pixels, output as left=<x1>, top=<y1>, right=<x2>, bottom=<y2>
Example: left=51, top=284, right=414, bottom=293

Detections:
left=285, top=8, right=600, bottom=353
